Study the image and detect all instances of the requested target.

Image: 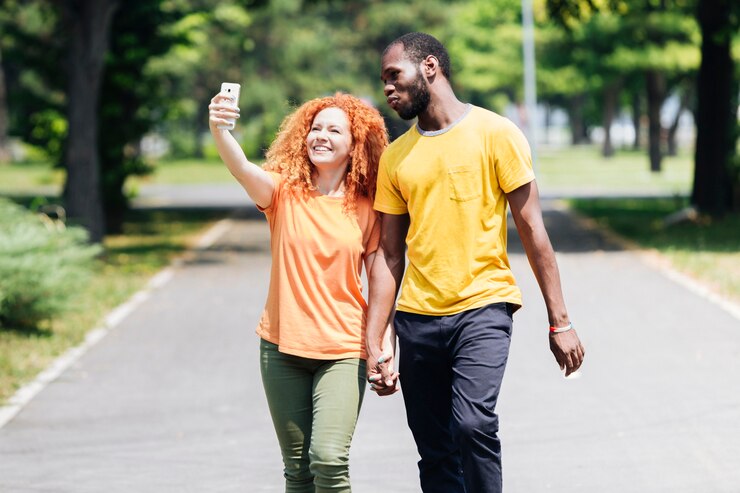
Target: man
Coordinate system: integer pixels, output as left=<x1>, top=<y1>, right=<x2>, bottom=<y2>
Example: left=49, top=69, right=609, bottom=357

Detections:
left=365, top=32, right=585, bottom=493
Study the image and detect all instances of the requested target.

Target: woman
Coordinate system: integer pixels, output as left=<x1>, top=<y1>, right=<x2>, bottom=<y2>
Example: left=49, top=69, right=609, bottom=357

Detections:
left=208, top=91, right=393, bottom=492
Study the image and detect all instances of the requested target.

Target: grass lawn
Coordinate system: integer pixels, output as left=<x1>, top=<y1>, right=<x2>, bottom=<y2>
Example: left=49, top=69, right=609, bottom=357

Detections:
left=0, top=162, right=64, bottom=192
left=0, top=208, right=228, bottom=404
left=128, top=158, right=234, bottom=186
left=568, top=196, right=740, bottom=305
left=0, top=158, right=233, bottom=196
left=536, top=145, right=693, bottom=195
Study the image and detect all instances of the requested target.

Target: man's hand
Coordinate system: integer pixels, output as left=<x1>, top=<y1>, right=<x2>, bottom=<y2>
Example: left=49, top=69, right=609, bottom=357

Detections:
left=549, top=329, right=585, bottom=377
left=367, top=353, right=399, bottom=396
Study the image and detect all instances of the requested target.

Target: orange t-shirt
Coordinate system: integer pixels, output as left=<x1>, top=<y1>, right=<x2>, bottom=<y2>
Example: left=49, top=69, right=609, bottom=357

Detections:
left=256, top=172, right=380, bottom=360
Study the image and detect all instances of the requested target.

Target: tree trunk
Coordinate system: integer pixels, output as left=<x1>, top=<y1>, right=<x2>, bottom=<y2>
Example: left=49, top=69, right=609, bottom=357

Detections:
left=601, top=81, right=621, bottom=158
left=543, top=103, right=552, bottom=145
left=645, top=70, right=665, bottom=172
left=61, top=0, right=118, bottom=242
left=666, top=85, right=691, bottom=157
left=103, top=171, right=128, bottom=234
left=568, top=94, right=589, bottom=145
left=631, top=91, right=642, bottom=150
left=691, top=0, right=737, bottom=216
left=0, top=47, right=10, bottom=163
left=193, top=100, right=209, bottom=159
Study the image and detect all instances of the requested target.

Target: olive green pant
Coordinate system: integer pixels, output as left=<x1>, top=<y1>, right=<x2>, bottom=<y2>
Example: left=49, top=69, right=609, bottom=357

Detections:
left=260, top=339, right=366, bottom=493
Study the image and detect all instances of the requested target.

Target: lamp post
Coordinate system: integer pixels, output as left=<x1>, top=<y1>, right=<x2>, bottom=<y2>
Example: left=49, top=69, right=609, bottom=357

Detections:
left=522, top=0, right=538, bottom=168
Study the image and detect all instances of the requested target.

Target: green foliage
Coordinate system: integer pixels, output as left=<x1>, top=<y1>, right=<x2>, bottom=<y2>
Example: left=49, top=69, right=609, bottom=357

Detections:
left=0, top=1, right=65, bottom=161
left=447, top=0, right=525, bottom=109
left=28, top=108, right=66, bottom=162
left=0, top=199, right=101, bottom=330
left=99, top=0, right=185, bottom=231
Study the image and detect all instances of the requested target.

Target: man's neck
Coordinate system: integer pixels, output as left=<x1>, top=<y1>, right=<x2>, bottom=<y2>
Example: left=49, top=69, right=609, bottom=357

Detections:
left=417, top=92, right=468, bottom=132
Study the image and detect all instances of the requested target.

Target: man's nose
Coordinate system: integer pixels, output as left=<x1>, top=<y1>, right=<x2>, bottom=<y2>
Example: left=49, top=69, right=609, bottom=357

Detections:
left=384, top=83, right=394, bottom=97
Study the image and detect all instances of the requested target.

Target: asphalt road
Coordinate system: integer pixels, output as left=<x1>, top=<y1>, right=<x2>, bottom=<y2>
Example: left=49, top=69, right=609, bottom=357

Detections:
left=1, top=186, right=738, bottom=492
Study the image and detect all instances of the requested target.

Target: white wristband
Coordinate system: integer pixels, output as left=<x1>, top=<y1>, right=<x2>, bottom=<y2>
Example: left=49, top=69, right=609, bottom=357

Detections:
left=549, top=322, right=573, bottom=333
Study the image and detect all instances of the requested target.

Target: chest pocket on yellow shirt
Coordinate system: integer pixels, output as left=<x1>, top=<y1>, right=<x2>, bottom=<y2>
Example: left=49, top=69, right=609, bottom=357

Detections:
left=447, top=166, right=481, bottom=202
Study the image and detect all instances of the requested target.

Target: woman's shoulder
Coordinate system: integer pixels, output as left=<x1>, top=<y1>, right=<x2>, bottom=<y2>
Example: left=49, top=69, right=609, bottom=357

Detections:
left=355, top=194, right=376, bottom=212
left=353, top=195, right=380, bottom=225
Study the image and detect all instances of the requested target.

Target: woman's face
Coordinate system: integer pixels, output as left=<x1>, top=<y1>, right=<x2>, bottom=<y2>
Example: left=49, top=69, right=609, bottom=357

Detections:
left=306, top=107, right=353, bottom=170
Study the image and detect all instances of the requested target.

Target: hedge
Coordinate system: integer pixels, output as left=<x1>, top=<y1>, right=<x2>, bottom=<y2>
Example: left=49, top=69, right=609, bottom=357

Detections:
left=0, top=199, right=101, bottom=329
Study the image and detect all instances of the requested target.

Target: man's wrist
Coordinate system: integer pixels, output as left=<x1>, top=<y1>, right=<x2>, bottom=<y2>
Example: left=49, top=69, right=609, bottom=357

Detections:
left=549, top=322, right=573, bottom=334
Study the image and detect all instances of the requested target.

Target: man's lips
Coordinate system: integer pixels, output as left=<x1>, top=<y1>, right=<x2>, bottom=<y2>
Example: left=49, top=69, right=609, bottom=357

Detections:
left=387, top=96, right=399, bottom=109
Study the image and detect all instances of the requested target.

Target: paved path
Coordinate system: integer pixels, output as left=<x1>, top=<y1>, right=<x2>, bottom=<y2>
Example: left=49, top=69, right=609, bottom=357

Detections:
left=1, top=186, right=739, bottom=492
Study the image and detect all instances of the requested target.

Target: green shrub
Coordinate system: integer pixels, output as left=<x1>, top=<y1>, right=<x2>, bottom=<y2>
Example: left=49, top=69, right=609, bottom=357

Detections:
left=0, top=199, right=101, bottom=329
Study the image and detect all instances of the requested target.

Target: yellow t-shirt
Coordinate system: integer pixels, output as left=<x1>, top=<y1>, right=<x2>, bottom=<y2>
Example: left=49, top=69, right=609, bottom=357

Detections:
left=374, top=105, right=534, bottom=315
left=257, top=172, right=380, bottom=359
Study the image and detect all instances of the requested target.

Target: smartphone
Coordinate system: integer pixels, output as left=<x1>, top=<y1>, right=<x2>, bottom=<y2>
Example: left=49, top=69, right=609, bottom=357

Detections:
left=217, top=82, right=241, bottom=130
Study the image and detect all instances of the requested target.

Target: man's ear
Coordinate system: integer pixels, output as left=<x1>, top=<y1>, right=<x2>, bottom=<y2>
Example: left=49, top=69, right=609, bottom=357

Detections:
left=422, top=55, right=439, bottom=78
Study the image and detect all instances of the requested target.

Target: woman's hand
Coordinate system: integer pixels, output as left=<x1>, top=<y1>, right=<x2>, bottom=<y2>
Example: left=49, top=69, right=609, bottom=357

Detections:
left=208, top=92, right=240, bottom=132
left=367, top=351, right=399, bottom=396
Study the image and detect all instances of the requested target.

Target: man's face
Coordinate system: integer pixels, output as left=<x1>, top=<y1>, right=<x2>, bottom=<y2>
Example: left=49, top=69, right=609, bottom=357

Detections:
left=380, top=44, right=431, bottom=120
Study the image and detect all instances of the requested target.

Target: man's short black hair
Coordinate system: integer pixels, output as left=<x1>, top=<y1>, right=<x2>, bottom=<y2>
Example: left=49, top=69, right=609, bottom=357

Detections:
left=384, top=32, right=451, bottom=81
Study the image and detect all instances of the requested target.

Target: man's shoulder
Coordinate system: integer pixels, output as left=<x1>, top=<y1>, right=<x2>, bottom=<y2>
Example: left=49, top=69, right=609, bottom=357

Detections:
left=382, top=125, right=419, bottom=162
left=469, top=106, right=522, bottom=135
left=387, top=125, right=417, bottom=147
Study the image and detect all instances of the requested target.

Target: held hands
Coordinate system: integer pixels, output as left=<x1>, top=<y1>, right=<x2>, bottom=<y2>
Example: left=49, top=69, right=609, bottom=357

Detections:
left=549, top=328, right=585, bottom=377
left=208, top=92, right=240, bottom=132
left=367, top=352, right=400, bottom=397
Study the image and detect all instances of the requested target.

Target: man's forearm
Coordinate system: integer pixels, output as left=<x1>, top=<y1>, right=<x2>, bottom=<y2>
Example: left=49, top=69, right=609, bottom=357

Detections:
left=366, top=250, right=404, bottom=358
left=520, top=226, right=569, bottom=327
left=507, top=182, right=569, bottom=327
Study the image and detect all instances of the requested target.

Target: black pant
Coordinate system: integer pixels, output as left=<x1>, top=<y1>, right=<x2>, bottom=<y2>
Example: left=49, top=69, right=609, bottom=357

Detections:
left=395, top=302, right=513, bottom=493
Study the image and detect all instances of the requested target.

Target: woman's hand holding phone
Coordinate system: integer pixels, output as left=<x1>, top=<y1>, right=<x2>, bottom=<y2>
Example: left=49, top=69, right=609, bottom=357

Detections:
left=209, top=82, right=241, bottom=131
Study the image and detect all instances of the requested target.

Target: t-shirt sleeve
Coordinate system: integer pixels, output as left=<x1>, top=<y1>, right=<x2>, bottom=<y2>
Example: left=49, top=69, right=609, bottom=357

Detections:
left=373, top=153, right=408, bottom=215
left=256, top=171, right=283, bottom=217
left=494, top=122, right=535, bottom=193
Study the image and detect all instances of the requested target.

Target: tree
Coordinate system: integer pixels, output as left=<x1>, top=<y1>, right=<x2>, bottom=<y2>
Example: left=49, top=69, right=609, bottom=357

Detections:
left=546, top=0, right=700, bottom=170
left=0, top=47, right=9, bottom=163
left=447, top=0, right=525, bottom=112
left=98, top=0, right=185, bottom=232
left=691, top=0, right=738, bottom=215
left=61, top=0, right=119, bottom=243
left=541, top=12, right=628, bottom=152
left=0, top=0, right=65, bottom=164
left=148, top=2, right=254, bottom=159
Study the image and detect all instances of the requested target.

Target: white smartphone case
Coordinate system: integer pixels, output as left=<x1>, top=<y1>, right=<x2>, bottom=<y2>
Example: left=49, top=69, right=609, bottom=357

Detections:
left=218, top=82, right=241, bottom=130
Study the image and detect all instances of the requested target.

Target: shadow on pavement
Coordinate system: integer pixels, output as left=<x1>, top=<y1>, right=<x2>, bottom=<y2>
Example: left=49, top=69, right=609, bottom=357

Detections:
left=508, top=208, right=624, bottom=254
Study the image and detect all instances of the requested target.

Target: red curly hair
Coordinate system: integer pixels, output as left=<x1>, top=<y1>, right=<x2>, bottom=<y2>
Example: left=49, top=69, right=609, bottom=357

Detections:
left=263, top=93, right=389, bottom=212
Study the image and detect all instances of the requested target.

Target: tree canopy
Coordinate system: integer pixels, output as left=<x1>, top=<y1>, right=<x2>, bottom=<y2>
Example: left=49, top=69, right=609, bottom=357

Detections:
left=0, top=0, right=737, bottom=236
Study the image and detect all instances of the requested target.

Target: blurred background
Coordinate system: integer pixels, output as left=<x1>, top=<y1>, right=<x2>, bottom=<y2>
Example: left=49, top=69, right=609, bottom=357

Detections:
left=0, top=0, right=738, bottom=410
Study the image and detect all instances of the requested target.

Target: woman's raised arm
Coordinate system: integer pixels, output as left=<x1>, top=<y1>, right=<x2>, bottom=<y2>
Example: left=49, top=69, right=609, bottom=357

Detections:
left=208, top=92, right=274, bottom=208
